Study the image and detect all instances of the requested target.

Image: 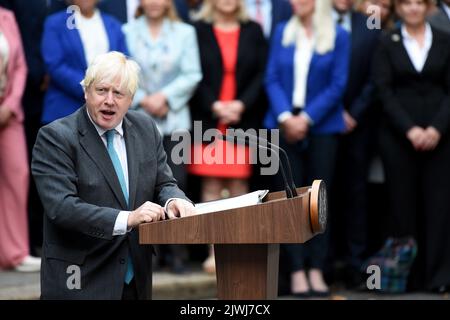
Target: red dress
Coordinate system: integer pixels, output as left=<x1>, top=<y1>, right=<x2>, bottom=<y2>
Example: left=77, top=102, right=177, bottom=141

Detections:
left=188, top=27, right=251, bottom=178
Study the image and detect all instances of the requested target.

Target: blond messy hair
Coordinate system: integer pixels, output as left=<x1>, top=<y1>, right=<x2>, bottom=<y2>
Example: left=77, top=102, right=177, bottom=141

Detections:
left=81, top=51, right=141, bottom=96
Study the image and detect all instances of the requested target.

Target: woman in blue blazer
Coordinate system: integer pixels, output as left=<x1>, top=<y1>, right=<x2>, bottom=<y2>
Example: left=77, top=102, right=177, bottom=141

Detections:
left=264, top=0, right=349, bottom=297
left=41, top=0, right=128, bottom=124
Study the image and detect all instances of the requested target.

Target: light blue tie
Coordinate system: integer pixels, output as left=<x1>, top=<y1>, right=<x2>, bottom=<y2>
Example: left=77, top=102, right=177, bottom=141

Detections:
left=105, top=130, right=134, bottom=284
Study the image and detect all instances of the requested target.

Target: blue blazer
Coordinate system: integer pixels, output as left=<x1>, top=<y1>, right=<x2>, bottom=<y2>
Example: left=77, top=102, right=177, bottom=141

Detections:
left=41, top=10, right=128, bottom=124
left=264, top=22, right=350, bottom=134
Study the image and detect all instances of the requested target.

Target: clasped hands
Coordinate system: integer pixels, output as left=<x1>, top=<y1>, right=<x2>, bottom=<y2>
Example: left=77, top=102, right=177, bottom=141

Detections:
left=282, top=113, right=310, bottom=143
left=127, top=199, right=196, bottom=229
left=212, top=100, right=244, bottom=125
left=406, top=126, right=441, bottom=151
left=140, top=93, right=169, bottom=118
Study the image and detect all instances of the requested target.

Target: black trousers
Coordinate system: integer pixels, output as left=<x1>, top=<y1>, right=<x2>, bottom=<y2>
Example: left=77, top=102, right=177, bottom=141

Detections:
left=23, top=82, right=45, bottom=255
left=275, top=133, right=339, bottom=272
left=331, top=124, right=374, bottom=270
left=379, top=126, right=450, bottom=290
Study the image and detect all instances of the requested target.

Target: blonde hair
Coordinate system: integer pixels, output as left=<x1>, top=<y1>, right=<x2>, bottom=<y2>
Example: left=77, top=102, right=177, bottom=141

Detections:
left=194, top=0, right=249, bottom=23
left=135, top=0, right=180, bottom=21
left=282, top=0, right=336, bottom=54
left=81, top=51, right=141, bottom=96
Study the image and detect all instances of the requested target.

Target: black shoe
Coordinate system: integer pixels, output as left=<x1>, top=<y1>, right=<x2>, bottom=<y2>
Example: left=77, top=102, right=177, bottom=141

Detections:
left=310, top=289, right=331, bottom=298
left=292, top=290, right=312, bottom=299
left=432, top=285, right=450, bottom=294
left=345, top=267, right=366, bottom=290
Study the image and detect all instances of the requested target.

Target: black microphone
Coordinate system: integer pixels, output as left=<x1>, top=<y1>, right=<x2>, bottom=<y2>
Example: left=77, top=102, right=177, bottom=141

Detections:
left=220, top=130, right=298, bottom=198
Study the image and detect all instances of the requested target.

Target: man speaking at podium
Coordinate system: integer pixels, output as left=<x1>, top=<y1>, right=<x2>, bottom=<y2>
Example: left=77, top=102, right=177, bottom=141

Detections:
left=32, top=51, right=195, bottom=300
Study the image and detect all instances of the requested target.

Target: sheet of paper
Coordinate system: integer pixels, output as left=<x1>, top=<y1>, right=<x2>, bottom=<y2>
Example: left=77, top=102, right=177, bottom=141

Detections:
left=194, top=190, right=269, bottom=215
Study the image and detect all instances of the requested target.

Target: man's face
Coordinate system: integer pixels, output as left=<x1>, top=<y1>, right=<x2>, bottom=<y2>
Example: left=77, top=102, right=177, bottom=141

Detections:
left=85, top=79, right=132, bottom=130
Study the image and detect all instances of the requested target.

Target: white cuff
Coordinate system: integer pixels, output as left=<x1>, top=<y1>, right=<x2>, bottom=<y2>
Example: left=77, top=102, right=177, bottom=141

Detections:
left=113, top=211, right=131, bottom=236
left=300, top=111, right=314, bottom=126
left=277, top=111, right=294, bottom=124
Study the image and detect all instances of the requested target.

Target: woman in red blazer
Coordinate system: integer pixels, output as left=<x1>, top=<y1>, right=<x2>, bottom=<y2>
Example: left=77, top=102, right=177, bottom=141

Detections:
left=0, top=6, right=40, bottom=272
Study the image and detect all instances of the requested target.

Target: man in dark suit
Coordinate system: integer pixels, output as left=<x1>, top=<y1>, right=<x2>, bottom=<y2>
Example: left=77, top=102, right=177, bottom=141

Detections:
left=429, top=0, right=450, bottom=34
left=244, top=0, right=292, bottom=39
left=32, top=51, right=195, bottom=300
left=330, top=0, right=381, bottom=288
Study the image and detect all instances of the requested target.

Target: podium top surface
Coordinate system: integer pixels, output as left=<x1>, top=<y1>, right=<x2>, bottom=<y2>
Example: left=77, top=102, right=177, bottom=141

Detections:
left=139, top=180, right=327, bottom=245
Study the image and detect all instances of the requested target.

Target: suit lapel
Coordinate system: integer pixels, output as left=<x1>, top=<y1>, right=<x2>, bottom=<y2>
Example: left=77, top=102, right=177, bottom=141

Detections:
left=391, top=30, right=419, bottom=74
left=78, top=108, right=128, bottom=209
left=123, top=116, right=139, bottom=210
left=421, top=28, right=439, bottom=74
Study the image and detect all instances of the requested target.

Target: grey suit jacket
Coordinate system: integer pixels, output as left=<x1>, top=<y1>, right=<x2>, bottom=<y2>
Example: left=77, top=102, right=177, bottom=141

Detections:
left=32, top=107, right=188, bottom=300
left=429, top=7, right=450, bottom=35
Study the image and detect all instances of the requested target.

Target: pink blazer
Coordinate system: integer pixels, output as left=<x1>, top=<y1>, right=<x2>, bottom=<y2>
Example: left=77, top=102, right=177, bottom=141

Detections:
left=0, top=7, right=27, bottom=122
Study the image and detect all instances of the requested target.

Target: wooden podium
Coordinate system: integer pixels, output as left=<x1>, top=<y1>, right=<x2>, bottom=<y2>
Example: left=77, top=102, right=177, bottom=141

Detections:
left=139, top=180, right=328, bottom=300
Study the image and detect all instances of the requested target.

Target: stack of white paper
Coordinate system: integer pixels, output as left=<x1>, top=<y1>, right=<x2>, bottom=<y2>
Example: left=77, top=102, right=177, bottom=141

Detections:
left=194, top=190, right=269, bottom=215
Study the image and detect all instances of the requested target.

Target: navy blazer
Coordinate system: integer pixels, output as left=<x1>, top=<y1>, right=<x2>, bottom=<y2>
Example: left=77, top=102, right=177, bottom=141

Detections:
left=264, top=22, right=350, bottom=134
left=98, top=0, right=128, bottom=23
left=270, top=0, right=292, bottom=38
left=41, top=10, right=128, bottom=124
left=343, top=12, right=381, bottom=122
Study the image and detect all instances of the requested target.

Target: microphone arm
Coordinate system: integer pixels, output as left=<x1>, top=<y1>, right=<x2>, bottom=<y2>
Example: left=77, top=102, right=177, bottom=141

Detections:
left=220, top=133, right=296, bottom=198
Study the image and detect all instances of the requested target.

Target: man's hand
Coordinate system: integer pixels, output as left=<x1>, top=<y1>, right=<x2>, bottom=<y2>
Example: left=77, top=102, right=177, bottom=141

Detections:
left=0, top=107, right=13, bottom=129
left=127, top=201, right=165, bottom=229
left=343, top=110, right=357, bottom=133
left=166, top=199, right=196, bottom=219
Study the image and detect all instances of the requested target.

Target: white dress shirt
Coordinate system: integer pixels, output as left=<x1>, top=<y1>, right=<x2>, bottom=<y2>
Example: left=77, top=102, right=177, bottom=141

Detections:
left=401, top=23, right=433, bottom=73
left=75, top=9, right=109, bottom=65
left=277, top=28, right=315, bottom=125
left=86, top=109, right=130, bottom=236
left=245, top=0, right=272, bottom=38
left=86, top=109, right=189, bottom=235
left=293, top=34, right=314, bottom=110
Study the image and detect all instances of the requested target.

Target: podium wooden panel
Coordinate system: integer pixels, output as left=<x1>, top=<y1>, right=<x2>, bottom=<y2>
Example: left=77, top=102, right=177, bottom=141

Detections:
left=139, top=181, right=327, bottom=300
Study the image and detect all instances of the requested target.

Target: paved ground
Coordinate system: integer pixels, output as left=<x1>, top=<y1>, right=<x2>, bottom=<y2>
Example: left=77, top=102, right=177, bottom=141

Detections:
left=1, top=266, right=449, bottom=300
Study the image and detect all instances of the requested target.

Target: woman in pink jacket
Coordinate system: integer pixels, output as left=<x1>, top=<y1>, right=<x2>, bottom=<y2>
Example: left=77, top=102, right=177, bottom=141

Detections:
left=0, top=6, right=40, bottom=272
